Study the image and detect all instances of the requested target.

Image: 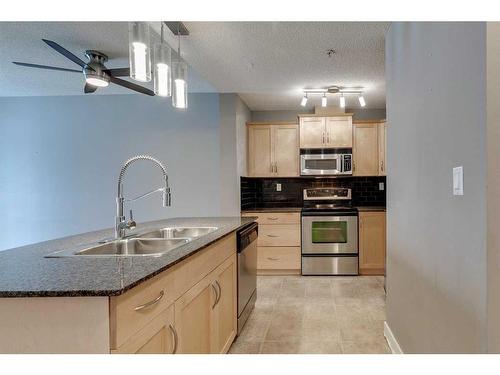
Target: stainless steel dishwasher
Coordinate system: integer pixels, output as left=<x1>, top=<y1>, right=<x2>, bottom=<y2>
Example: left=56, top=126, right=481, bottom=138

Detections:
left=237, top=222, right=258, bottom=335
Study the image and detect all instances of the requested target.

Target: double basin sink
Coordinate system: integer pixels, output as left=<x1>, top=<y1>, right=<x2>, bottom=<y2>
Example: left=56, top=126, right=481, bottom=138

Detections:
left=46, top=227, right=218, bottom=258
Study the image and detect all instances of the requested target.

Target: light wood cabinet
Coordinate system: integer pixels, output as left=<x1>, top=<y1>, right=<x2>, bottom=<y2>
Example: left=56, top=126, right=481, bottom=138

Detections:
left=247, top=123, right=299, bottom=177
left=299, top=117, right=325, bottom=148
left=173, top=253, right=237, bottom=354
left=242, top=212, right=301, bottom=275
left=111, top=304, right=176, bottom=354
left=359, top=211, right=386, bottom=275
left=211, top=255, right=237, bottom=354
left=325, top=116, right=353, bottom=147
left=353, top=120, right=387, bottom=177
left=353, top=122, right=379, bottom=176
left=299, top=115, right=353, bottom=148
left=378, top=122, right=387, bottom=176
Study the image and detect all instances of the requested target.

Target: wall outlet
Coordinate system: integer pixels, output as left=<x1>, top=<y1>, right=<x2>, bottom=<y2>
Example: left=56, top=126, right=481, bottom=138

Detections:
left=453, top=166, right=464, bottom=195
left=276, top=183, right=282, bottom=192
left=379, top=182, right=385, bottom=191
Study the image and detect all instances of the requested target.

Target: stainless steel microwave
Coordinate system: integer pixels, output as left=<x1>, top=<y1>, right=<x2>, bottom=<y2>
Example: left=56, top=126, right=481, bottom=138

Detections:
left=300, top=153, right=352, bottom=176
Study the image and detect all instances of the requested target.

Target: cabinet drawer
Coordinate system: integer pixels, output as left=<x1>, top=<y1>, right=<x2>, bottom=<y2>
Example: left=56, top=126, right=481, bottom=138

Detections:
left=242, top=212, right=300, bottom=225
left=258, top=224, right=300, bottom=246
left=110, top=268, right=177, bottom=349
left=258, top=247, right=301, bottom=270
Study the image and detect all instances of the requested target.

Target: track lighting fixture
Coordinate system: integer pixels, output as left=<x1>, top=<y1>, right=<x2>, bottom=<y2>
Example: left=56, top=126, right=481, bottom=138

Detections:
left=300, top=86, right=366, bottom=108
left=340, top=93, right=346, bottom=108
left=321, top=94, right=327, bottom=107
left=301, top=93, right=308, bottom=107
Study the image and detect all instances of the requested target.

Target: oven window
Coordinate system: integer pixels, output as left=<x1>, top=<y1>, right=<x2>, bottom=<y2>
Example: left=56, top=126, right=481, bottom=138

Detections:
left=304, top=159, right=338, bottom=171
left=311, top=221, right=347, bottom=243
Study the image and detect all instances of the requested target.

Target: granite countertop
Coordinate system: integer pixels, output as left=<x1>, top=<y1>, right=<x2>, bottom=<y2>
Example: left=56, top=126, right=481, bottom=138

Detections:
left=241, top=207, right=303, bottom=213
left=356, top=206, right=387, bottom=212
left=0, top=217, right=255, bottom=298
left=242, top=206, right=386, bottom=213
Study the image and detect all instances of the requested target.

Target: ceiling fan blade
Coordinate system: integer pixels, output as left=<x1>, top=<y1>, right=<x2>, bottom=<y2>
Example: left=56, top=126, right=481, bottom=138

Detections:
left=42, top=39, right=88, bottom=69
left=104, top=67, right=130, bottom=77
left=12, top=61, right=81, bottom=73
left=84, top=83, right=97, bottom=94
left=109, top=76, right=155, bottom=96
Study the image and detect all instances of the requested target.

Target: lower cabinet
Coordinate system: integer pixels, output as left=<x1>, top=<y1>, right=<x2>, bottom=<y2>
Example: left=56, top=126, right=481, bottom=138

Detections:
left=359, top=211, right=386, bottom=275
left=174, top=254, right=237, bottom=354
left=110, top=235, right=237, bottom=354
left=111, top=304, right=176, bottom=354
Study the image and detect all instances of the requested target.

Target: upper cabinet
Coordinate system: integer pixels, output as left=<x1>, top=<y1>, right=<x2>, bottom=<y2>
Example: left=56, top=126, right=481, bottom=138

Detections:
left=299, top=115, right=353, bottom=149
left=247, top=123, right=299, bottom=177
left=353, top=120, right=387, bottom=177
left=378, top=122, right=387, bottom=176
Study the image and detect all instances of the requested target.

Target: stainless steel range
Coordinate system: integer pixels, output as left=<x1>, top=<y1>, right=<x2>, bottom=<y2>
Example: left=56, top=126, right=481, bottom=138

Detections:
left=301, top=187, right=358, bottom=275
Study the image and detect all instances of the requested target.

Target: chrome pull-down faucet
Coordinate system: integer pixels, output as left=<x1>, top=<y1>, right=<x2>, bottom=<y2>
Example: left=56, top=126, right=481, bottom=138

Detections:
left=115, top=155, right=171, bottom=239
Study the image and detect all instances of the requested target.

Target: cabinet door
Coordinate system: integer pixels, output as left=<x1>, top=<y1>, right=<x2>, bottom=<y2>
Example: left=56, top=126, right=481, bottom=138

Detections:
left=359, top=212, right=386, bottom=275
left=274, top=124, right=299, bottom=176
left=212, top=254, right=237, bottom=354
left=325, top=117, right=353, bottom=148
left=174, top=273, right=216, bottom=354
left=248, top=125, right=273, bottom=177
left=111, top=304, right=176, bottom=354
left=353, top=123, right=379, bottom=176
left=378, top=122, right=387, bottom=176
left=299, top=117, right=325, bottom=148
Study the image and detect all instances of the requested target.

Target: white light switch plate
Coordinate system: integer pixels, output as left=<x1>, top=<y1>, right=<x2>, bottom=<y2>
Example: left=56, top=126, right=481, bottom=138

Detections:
left=379, top=182, right=385, bottom=191
left=453, top=166, right=463, bottom=196
left=276, top=183, right=282, bottom=192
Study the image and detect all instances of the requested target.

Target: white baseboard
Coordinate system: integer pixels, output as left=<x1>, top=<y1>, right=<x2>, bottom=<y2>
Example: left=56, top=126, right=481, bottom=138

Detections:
left=384, top=321, right=403, bottom=354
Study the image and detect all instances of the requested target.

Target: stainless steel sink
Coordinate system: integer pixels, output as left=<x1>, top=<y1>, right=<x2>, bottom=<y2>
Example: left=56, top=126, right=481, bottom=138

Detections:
left=46, top=238, right=190, bottom=258
left=138, top=226, right=218, bottom=239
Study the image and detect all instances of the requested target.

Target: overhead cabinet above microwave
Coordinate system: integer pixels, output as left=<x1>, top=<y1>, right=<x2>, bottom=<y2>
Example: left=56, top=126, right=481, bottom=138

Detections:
left=299, top=115, right=353, bottom=149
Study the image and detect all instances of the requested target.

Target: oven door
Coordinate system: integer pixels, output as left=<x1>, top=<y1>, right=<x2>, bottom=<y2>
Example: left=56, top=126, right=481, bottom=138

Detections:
left=300, top=154, right=341, bottom=175
left=301, top=214, right=358, bottom=254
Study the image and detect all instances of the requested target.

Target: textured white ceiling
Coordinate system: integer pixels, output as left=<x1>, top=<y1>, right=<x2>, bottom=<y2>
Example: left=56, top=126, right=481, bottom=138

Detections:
left=158, top=22, right=389, bottom=110
left=0, top=22, right=389, bottom=110
left=0, top=22, right=215, bottom=97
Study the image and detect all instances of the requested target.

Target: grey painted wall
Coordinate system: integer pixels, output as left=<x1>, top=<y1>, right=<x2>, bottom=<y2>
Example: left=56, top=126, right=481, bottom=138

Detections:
left=251, top=108, right=385, bottom=122
left=219, top=94, right=251, bottom=216
left=0, top=93, right=221, bottom=251
left=386, top=22, right=487, bottom=353
left=487, top=22, right=500, bottom=353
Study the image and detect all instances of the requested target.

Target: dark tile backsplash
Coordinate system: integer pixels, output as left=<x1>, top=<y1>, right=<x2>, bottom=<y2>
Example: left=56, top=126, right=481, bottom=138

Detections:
left=240, top=176, right=386, bottom=210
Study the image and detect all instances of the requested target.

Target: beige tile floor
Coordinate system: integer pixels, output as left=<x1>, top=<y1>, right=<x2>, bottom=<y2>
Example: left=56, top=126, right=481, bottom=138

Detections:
left=229, top=275, right=390, bottom=354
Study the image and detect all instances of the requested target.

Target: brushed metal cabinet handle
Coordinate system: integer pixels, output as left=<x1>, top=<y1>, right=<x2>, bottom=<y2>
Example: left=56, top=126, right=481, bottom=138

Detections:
left=211, top=283, right=219, bottom=309
left=266, top=234, right=279, bottom=238
left=267, top=257, right=279, bottom=261
left=267, top=217, right=279, bottom=221
left=169, top=324, right=178, bottom=354
left=215, top=280, right=221, bottom=305
left=134, top=290, right=164, bottom=311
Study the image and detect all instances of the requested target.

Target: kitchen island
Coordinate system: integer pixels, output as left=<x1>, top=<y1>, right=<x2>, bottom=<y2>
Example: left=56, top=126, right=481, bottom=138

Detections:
left=0, top=216, right=255, bottom=354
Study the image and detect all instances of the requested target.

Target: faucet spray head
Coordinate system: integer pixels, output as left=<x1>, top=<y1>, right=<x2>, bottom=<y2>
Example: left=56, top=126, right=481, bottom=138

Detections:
left=162, top=187, right=172, bottom=207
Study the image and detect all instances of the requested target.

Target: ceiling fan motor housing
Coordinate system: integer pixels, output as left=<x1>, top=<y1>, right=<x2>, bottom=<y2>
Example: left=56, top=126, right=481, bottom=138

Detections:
left=84, top=50, right=110, bottom=86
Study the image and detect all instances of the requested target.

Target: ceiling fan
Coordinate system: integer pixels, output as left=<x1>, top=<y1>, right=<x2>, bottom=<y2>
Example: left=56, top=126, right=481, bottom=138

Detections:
left=12, top=39, right=154, bottom=96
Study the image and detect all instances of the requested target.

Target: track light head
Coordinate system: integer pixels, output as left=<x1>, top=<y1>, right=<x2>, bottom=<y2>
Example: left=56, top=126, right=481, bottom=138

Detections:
left=358, top=94, right=366, bottom=107
left=321, top=94, right=327, bottom=107
left=300, top=93, right=308, bottom=107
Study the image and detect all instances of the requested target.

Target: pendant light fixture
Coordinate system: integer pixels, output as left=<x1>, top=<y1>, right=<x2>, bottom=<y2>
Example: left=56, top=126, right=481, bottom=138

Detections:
left=153, top=23, right=172, bottom=97
left=172, top=25, right=188, bottom=109
left=128, top=22, right=152, bottom=82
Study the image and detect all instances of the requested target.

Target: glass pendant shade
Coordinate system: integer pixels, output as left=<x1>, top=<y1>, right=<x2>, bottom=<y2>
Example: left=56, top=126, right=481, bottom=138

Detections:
left=154, top=42, right=172, bottom=97
left=172, top=60, right=188, bottom=109
left=129, top=22, right=151, bottom=82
